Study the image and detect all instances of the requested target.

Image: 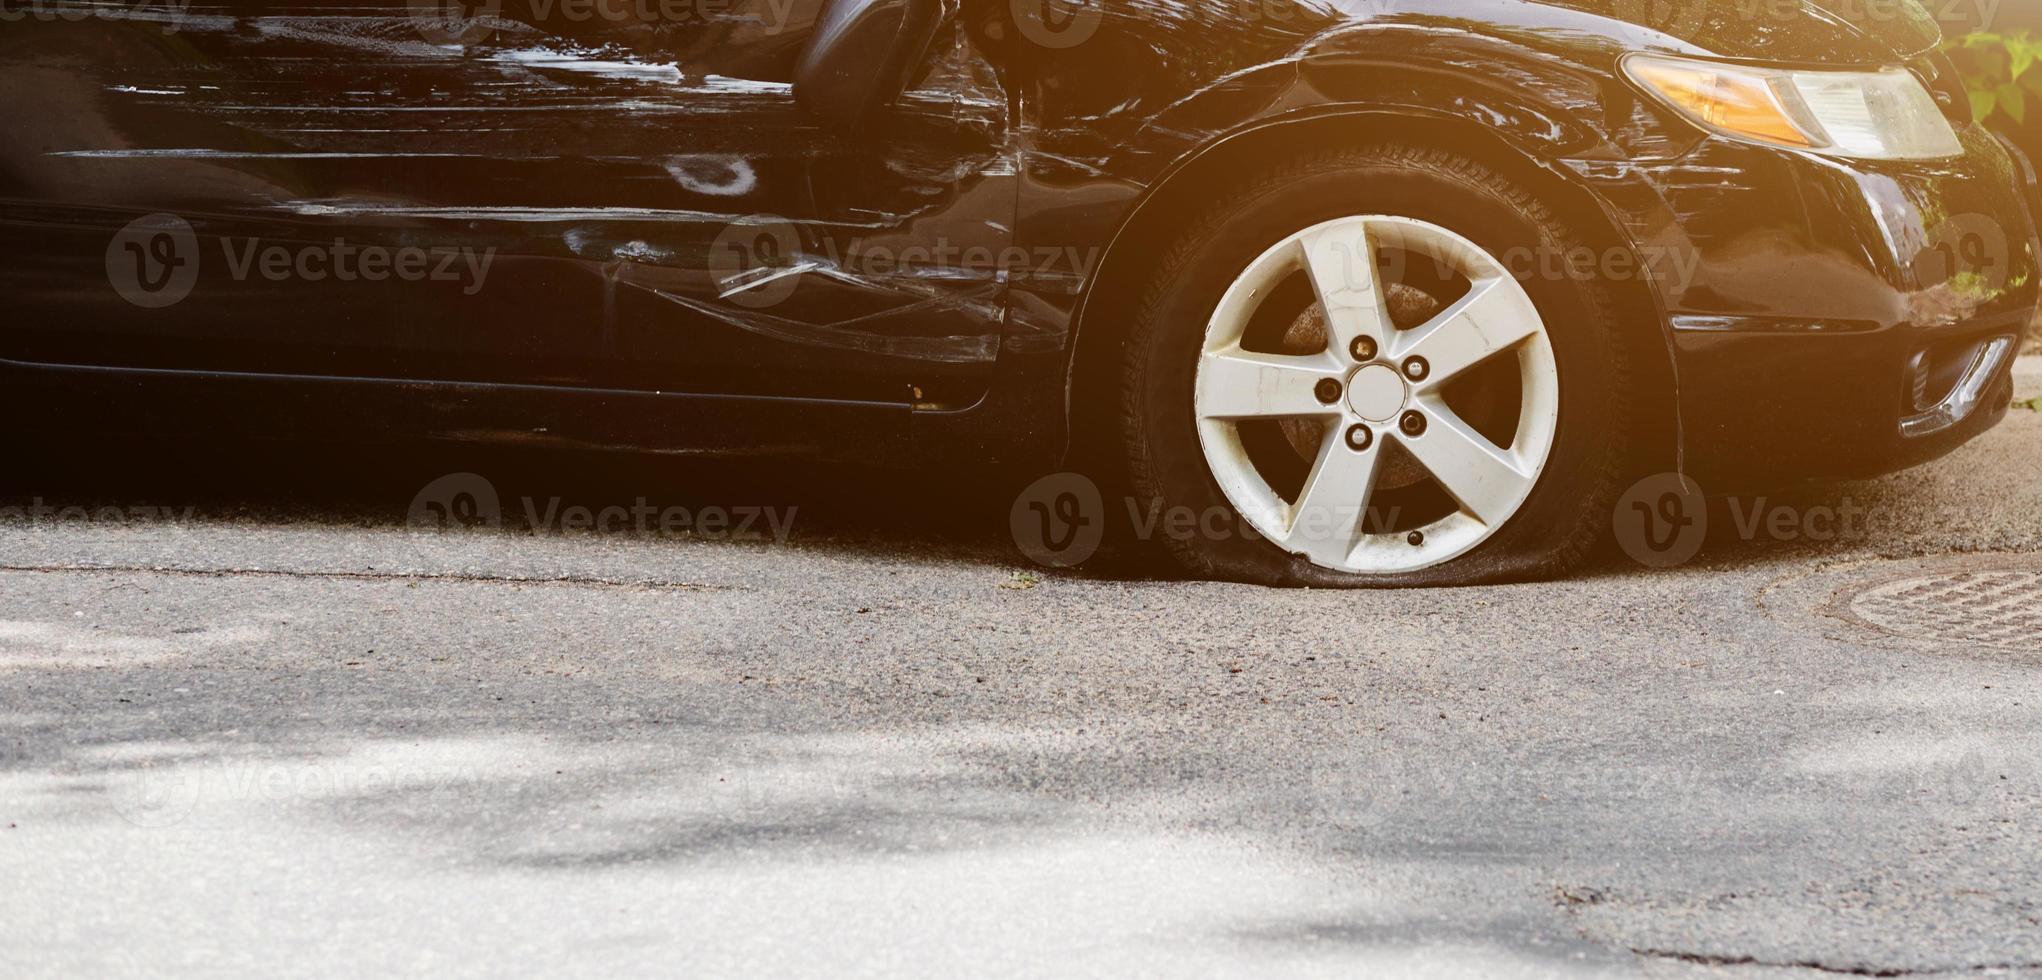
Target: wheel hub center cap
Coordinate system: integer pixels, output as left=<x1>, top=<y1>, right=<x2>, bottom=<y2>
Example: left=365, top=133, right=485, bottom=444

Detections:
left=1346, top=363, right=1407, bottom=422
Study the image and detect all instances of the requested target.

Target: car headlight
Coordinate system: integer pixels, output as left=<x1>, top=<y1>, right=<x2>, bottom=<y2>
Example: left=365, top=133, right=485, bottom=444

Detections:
left=1624, top=54, right=1964, bottom=161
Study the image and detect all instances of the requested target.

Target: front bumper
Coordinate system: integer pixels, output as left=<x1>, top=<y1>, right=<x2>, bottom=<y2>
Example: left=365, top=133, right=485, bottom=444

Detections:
left=1651, top=126, right=2040, bottom=490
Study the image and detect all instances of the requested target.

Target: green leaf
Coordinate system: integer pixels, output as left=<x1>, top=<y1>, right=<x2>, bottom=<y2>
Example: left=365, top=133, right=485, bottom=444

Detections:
left=1945, top=31, right=2042, bottom=121
left=2001, top=83, right=2028, bottom=123
left=1972, top=89, right=1999, bottom=123
left=2022, top=40, right=2042, bottom=80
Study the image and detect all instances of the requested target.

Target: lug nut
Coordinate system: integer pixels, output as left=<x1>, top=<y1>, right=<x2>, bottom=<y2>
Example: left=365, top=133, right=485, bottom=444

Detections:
left=1403, top=356, right=1430, bottom=381
left=1349, top=336, right=1378, bottom=362
left=1314, top=378, right=1342, bottom=405
left=1407, top=531, right=1426, bottom=547
left=1344, top=425, right=1373, bottom=452
left=1399, top=410, right=1427, bottom=437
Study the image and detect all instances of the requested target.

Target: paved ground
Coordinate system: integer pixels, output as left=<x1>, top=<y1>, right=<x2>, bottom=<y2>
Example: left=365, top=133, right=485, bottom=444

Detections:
left=1, top=363, right=2040, bottom=979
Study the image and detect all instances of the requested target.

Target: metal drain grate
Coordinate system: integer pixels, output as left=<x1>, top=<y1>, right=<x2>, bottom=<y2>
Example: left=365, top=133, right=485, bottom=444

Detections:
left=1845, top=568, right=2042, bottom=650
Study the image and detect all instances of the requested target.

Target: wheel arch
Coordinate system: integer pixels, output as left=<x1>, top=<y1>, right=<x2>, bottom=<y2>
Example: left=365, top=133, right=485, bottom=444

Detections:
left=1062, top=108, right=1682, bottom=476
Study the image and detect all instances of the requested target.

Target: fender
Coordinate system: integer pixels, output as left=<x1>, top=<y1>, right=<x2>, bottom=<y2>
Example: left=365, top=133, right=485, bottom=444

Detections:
left=964, top=0, right=1787, bottom=470
left=1010, top=16, right=1700, bottom=454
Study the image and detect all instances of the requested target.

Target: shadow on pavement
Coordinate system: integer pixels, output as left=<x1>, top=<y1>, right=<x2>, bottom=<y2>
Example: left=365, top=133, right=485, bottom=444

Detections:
left=5, top=421, right=2035, bottom=583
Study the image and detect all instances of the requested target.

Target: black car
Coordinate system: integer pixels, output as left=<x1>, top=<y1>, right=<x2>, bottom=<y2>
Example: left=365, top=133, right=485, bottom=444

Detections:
left=3, top=0, right=2035, bottom=585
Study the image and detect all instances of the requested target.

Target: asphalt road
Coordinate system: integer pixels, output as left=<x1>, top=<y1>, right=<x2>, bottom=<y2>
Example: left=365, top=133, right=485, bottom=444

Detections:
left=2, top=362, right=2040, bottom=979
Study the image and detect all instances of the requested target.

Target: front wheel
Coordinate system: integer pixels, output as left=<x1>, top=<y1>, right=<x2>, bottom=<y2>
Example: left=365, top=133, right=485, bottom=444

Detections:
left=1116, top=144, right=1637, bottom=587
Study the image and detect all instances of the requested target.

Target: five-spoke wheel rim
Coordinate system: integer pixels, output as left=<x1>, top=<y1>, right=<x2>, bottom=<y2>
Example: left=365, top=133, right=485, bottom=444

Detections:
left=1193, top=216, right=1560, bottom=575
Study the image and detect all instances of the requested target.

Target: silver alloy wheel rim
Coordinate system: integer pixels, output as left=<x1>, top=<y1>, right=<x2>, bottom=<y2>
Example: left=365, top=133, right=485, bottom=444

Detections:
left=1193, top=216, right=1560, bottom=575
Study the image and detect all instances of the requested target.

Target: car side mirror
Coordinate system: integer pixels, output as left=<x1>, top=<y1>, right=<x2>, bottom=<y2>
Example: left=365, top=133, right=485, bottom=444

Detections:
left=793, top=0, right=946, bottom=131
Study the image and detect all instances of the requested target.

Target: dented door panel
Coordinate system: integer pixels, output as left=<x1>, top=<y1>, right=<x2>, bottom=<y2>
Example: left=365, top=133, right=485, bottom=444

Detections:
left=0, top=0, right=1013, bottom=402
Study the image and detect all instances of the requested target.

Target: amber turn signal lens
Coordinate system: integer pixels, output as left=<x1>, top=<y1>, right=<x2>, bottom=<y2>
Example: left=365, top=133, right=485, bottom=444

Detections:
left=1626, top=58, right=1816, bottom=149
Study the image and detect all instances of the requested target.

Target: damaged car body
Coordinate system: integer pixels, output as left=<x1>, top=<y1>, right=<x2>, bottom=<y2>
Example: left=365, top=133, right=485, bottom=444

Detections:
left=2, top=0, right=2035, bottom=584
